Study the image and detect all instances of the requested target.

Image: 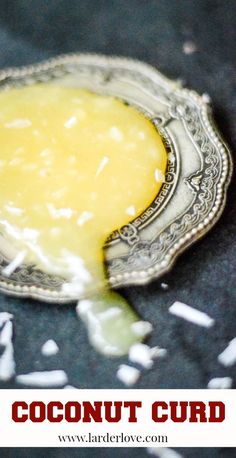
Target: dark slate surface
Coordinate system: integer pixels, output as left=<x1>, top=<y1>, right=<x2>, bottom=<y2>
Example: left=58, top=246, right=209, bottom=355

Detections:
left=0, top=1, right=235, bottom=457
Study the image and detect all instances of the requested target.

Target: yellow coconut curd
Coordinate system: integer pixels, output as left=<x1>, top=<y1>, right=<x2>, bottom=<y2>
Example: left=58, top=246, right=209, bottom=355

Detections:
left=0, top=84, right=167, bottom=355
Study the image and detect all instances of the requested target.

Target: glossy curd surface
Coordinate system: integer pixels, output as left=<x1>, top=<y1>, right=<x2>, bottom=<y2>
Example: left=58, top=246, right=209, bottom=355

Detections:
left=0, top=84, right=167, bottom=355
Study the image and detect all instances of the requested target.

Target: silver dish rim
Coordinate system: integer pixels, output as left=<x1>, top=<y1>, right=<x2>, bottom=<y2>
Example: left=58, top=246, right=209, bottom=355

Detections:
left=0, top=53, right=233, bottom=303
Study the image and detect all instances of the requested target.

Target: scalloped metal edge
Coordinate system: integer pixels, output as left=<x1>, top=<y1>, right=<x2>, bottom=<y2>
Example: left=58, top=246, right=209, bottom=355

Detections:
left=0, top=53, right=233, bottom=303
left=110, top=97, right=233, bottom=288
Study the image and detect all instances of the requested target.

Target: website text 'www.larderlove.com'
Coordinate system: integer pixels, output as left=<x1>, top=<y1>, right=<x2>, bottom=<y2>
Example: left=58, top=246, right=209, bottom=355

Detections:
left=58, top=432, right=168, bottom=445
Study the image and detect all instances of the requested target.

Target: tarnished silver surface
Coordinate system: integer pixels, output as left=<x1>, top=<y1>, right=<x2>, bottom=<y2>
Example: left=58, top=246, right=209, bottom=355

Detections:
left=0, top=54, right=232, bottom=302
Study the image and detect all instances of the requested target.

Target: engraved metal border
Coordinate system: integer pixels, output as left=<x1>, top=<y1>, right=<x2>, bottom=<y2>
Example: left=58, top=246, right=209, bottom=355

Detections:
left=0, top=54, right=232, bottom=302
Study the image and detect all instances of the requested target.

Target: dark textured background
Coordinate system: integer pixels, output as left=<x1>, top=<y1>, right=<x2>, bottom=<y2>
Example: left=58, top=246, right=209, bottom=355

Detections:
left=0, top=0, right=235, bottom=457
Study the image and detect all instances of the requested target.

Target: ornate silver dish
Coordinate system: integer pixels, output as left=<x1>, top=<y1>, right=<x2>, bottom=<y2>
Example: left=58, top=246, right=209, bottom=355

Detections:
left=0, top=54, right=232, bottom=302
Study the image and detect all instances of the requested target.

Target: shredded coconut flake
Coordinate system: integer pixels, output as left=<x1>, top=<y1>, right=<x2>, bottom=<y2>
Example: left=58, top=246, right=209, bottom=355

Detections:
left=183, top=41, right=197, bottom=55
left=129, top=343, right=167, bottom=369
left=109, top=126, right=123, bottom=141
left=76, top=300, right=93, bottom=315
left=0, top=219, right=22, bottom=240
left=129, top=343, right=154, bottom=369
left=0, top=320, right=15, bottom=381
left=147, top=447, right=183, bottom=458
left=0, top=312, right=13, bottom=328
left=63, top=251, right=92, bottom=282
left=169, top=301, right=214, bottom=328
left=47, top=203, right=74, bottom=219
left=2, top=251, right=26, bottom=277
left=5, top=205, right=23, bottom=216
left=40, top=148, right=50, bottom=157
left=160, top=282, right=169, bottom=291
left=116, top=364, right=140, bottom=386
left=16, top=370, right=68, bottom=387
left=5, top=118, right=32, bottom=129
left=150, top=346, right=168, bottom=359
left=155, top=169, right=165, bottom=183
left=95, top=156, right=109, bottom=177
left=218, top=338, right=236, bottom=367
left=0, top=320, right=13, bottom=346
left=41, top=339, right=59, bottom=356
left=61, top=253, right=92, bottom=297
left=77, top=211, right=93, bottom=226
left=202, top=93, right=211, bottom=104
left=208, top=377, right=233, bottom=389
left=131, top=321, right=153, bottom=337
left=126, top=206, right=136, bottom=217
left=64, top=116, right=77, bottom=129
